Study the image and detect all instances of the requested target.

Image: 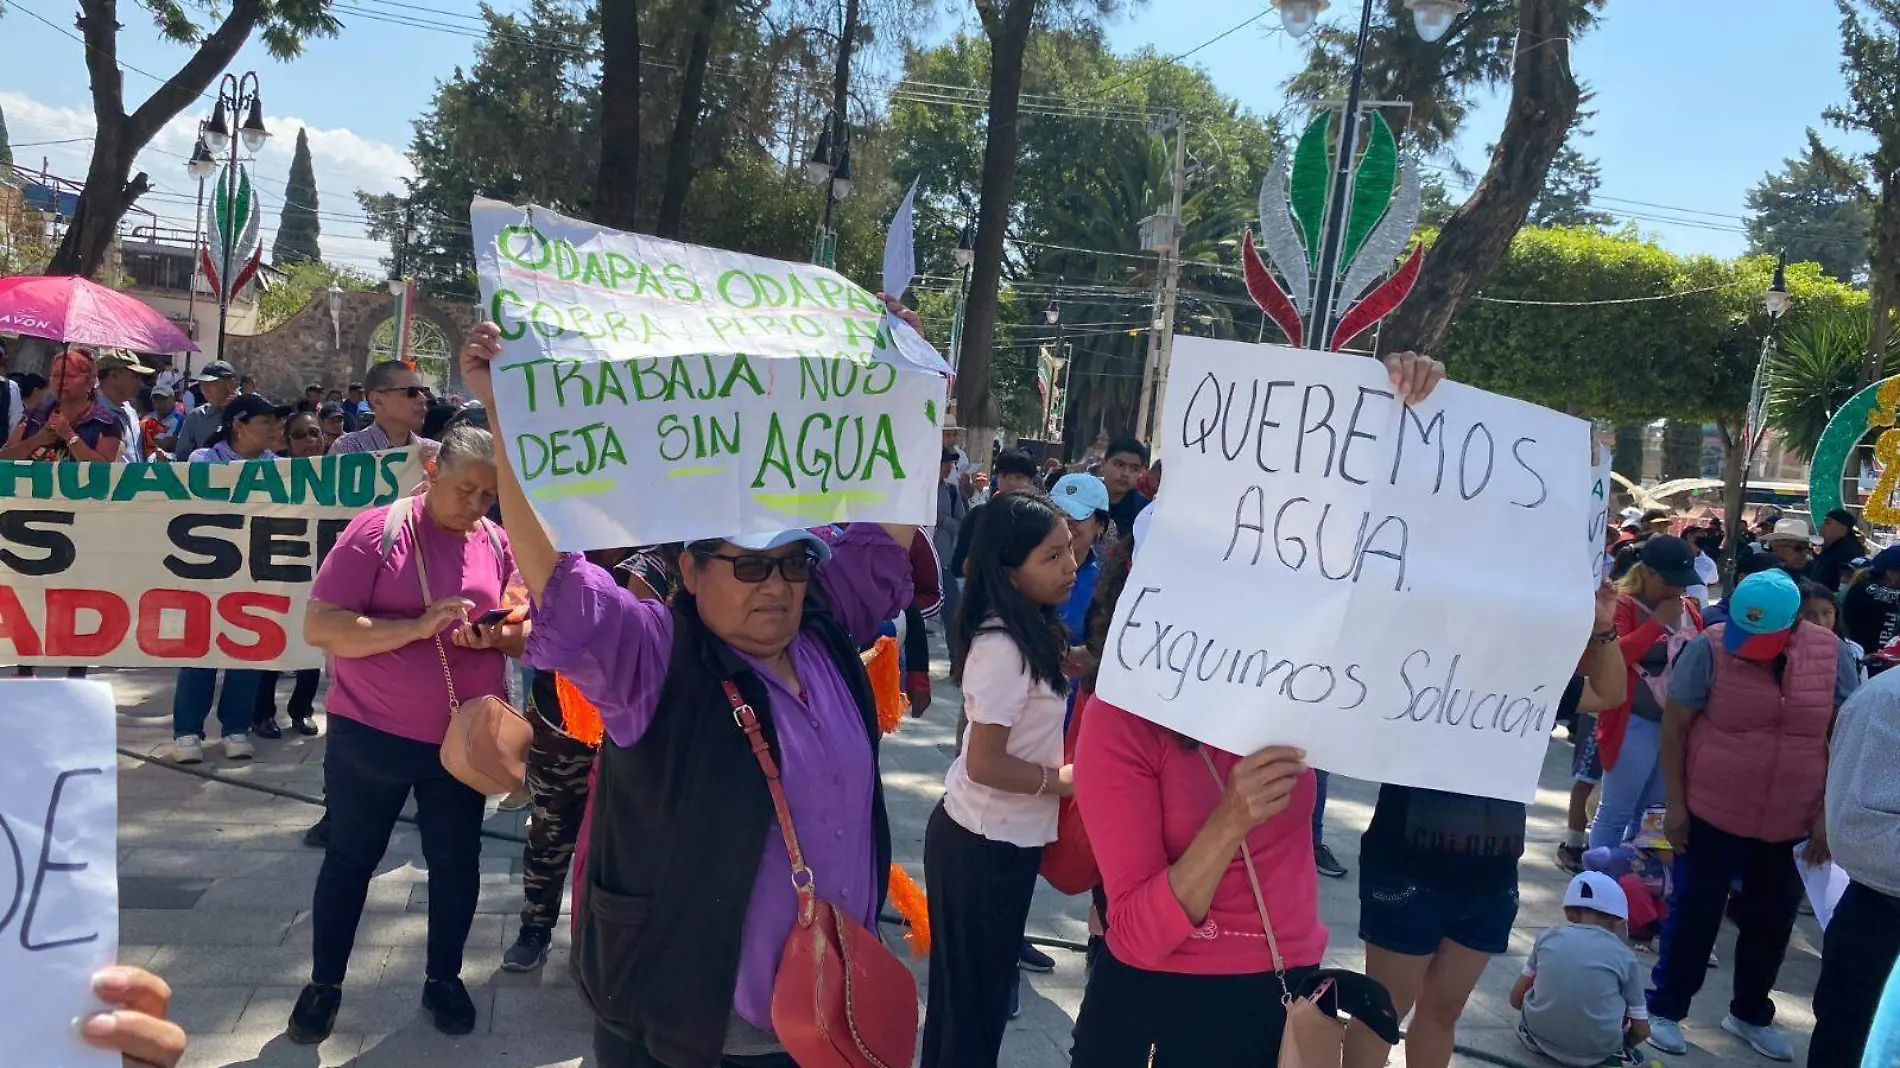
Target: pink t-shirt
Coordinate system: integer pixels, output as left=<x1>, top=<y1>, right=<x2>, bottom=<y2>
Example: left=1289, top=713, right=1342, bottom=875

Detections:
left=309, top=499, right=516, bottom=744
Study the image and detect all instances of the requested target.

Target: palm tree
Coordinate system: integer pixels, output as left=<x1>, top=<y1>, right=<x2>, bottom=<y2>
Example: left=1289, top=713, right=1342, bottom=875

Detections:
left=1765, top=309, right=1887, bottom=461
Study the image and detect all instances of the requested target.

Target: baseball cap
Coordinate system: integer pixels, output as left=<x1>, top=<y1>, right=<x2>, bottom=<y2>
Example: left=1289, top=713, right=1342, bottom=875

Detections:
left=221, top=393, right=293, bottom=424
left=193, top=360, right=238, bottom=383
left=1872, top=545, right=1900, bottom=575
left=149, top=385, right=173, bottom=399
left=727, top=529, right=833, bottom=562
left=1723, top=569, right=1801, bottom=659
left=1050, top=473, right=1110, bottom=522
left=1563, top=871, right=1629, bottom=921
left=318, top=401, right=345, bottom=419
left=98, top=351, right=154, bottom=375
left=1638, top=535, right=1700, bottom=588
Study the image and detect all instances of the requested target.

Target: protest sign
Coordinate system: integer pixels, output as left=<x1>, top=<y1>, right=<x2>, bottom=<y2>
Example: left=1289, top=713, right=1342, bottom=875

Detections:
left=471, top=199, right=949, bottom=549
left=0, top=680, right=118, bottom=1068
left=1094, top=337, right=1595, bottom=802
left=0, top=449, right=425, bottom=670
left=1589, top=443, right=1612, bottom=581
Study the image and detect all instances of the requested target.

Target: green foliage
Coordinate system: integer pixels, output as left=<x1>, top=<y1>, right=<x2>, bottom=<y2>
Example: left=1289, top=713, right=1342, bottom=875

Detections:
left=135, top=0, right=340, bottom=60
left=1530, top=139, right=1613, bottom=228
left=1746, top=137, right=1872, bottom=283
left=272, top=127, right=321, bottom=266
left=1438, top=227, right=1864, bottom=427
left=1765, top=307, right=1885, bottom=461
left=256, top=260, right=379, bottom=332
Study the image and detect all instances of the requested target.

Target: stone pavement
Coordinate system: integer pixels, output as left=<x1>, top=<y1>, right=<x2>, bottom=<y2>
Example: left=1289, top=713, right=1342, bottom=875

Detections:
left=105, top=663, right=1821, bottom=1068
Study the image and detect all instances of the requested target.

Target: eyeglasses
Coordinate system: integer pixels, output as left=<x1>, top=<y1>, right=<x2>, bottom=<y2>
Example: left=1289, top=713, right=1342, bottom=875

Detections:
left=375, top=386, right=430, bottom=399
left=695, top=551, right=815, bottom=584
left=289, top=428, right=324, bottom=441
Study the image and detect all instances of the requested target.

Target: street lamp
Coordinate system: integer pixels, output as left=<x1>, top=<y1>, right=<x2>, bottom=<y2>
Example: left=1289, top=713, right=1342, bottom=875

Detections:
left=949, top=224, right=977, bottom=372
left=954, top=224, right=976, bottom=270
left=1728, top=251, right=1793, bottom=586
left=1765, top=255, right=1792, bottom=321
left=806, top=112, right=852, bottom=267
left=1406, top=0, right=1468, bottom=42
left=195, top=71, right=268, bottom=365
left=187, top=139, right=217, bottom=181
left=1271, top=0, right=1329, bottom=38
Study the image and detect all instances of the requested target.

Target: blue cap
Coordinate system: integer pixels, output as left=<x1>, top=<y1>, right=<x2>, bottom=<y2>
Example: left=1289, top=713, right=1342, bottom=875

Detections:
left=728, top=529, right=833, bottom=562
left=1871, top=545, right=1900, bottom=575
left=1050, top=473, right=1110, bottom=521
left=1723, top=569, right=1800, bottom=658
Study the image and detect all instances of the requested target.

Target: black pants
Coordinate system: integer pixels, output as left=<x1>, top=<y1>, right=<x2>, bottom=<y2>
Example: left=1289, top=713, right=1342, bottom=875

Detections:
left=520, top=714, right=596, bottom=931
left=920, top=801, right=1043, bottom=1068
left=254, top=668, right=320, bottom=723
left=592, top=1025, right=793, bottom=1068
left=1071, top=945, right=1317, bottom=1066
left=1648, top=815, right=1803, bottom=1026
left=309, top=715, right=485, bottom=985
left=14, top=666, right=87, bottom=678
left=1811, top=880, right=1900, bottom=1066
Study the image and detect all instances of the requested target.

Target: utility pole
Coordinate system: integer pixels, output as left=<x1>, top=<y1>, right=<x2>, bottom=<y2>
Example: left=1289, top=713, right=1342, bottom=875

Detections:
left=1137, top=116, right=1188, bottom=448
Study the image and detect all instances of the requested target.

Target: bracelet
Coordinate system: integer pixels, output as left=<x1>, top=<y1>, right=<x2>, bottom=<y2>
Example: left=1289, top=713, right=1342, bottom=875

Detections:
left=1591, top=628, right=1617, bottom=645
left=1034, top=767, right=1050, bottom=797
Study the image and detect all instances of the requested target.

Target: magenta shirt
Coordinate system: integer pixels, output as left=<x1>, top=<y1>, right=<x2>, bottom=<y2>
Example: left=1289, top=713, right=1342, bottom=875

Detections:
left=526, top=525, right=913, bottom=1034
left=309, top=499, right=516, bottom=744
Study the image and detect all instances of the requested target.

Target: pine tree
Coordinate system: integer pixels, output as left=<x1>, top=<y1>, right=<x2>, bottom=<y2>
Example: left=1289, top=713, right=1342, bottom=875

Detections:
left=273, top=128, right=322, bottom=266
left=0, top=104, right=12, bottom=169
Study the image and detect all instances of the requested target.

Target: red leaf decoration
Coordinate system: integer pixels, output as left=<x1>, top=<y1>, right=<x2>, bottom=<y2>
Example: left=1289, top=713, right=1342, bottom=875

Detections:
left=1330, top=242, right=1424, bottom=352
left=1243, top=231, right=1304, bottom=348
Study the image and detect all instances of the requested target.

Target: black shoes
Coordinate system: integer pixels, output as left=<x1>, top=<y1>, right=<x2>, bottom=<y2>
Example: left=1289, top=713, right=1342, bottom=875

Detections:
left=252, top=716, right=283, bottom=740
left=423, top=977, right=477, bottom=1035
left=292, top=716, right=320, bottom=736
left=303, top=813, right=331, bottom=850
left=1315, top=841, right=1349, bottom=879
left=1018, top=941, right=1055, bottom=973
left=501, top=926, right=552, bottom=972
left=287, top=983, right=341, bottom=1045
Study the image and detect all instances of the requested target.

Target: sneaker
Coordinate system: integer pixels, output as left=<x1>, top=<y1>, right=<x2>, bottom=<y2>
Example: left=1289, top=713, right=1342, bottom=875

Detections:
left=422, top=977, right=477, bottom=1036
left=496, top=789, right=532, bottom=813
left=1720, top=1015, right=1793, bottom=1061
left=221, top=734, right=255, bottom=760
left=171, top=736, right=204, bottom=764
left=502, top=926, right=551, bottom=972
left=1555, top=841, right=1585, bottom=874
left=1018, top=941, right=1055, bottom=973
left=1315, top=842, right=1348, bottom=879
left=303, top=814, right=331, bottom=850
left=1647, top=1017, right=1687, bottom=1056
left=286, top=983, right=341, bottom=1045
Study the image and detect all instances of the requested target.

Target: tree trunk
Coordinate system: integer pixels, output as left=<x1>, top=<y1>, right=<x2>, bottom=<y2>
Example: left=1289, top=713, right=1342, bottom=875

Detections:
left=1379, top=0, right=1582, bottom=354
left=654, top=0, right=723, bottom=238
left=1661, top=420, right=1704, bottom=481
left=1612, top=424, right=1646, bottom=489
left=595, top=0, right=642, bottom=231
left=1866, top=274, right=1892, bottom=386
left=955, top=0, right=1038, bottom=451
left=1717, top=415, right=1746, bottom=589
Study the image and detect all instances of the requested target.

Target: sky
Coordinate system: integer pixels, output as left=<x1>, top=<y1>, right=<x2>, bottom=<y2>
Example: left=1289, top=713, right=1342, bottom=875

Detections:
left=0, top=0, right=1870, bottom=279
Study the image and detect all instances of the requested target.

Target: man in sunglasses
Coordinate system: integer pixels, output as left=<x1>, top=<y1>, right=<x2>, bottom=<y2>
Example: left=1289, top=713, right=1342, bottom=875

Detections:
left=329, top=359, right=438, bottom=458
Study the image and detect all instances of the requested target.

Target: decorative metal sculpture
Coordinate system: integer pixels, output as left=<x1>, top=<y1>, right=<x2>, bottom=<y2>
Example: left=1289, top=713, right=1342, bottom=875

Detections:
left=201, top=163, right=263, bottom=304
left=1810, top=375, right=1900, bottom=524
left=1243, top=111, right=1425, bottom=351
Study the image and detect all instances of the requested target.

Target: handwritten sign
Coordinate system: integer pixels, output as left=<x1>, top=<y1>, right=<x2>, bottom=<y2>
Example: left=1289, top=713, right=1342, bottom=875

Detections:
left=470, top=198, right=947, bottom=549
left=0, top=680, right=118, bottom=1068
left=0, top=450, right=425, bottom=670
left=1095, top=338, right=1595, bottom=802
left=1589, top=444, right=1612, bottom=581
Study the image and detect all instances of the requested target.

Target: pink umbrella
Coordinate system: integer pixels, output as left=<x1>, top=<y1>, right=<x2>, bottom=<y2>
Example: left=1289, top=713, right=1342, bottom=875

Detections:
left=0, top=275, right=198, bottom=354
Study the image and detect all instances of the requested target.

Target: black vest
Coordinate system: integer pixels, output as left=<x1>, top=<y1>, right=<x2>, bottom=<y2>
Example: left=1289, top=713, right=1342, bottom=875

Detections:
left=573, top=590, right=893, bottom=1068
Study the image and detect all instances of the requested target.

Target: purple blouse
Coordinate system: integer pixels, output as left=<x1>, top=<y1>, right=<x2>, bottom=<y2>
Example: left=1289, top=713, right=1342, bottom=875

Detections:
left=524, top=524, right=913, bottom=1034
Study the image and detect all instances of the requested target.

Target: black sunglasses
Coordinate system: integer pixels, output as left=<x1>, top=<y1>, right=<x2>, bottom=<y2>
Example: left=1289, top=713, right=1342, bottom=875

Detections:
left=289, top=427, right=324, bottom=440
left=375, top=386, right=430, bottom=399
left=695, top=551, right=815, bottom=584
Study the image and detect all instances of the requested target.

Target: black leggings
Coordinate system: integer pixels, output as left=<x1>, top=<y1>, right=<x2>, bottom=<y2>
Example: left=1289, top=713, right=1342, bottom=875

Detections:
left=1071, top=945, right=1317, bottom=1067
left=255, top=668, right=320, bottom=721
left=592, top=1025, right=792, bottom=1068
left=920, top=802, right=1043, bottom=1068
left=309, top=715, right=485, bottom=985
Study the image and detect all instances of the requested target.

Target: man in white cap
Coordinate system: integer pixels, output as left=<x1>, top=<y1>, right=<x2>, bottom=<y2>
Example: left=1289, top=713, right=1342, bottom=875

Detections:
left=1512, top=871, right=1648, bottom=1066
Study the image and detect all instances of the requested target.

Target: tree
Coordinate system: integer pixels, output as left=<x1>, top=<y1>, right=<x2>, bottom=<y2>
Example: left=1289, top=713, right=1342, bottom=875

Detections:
left=31, top=0, right=339, bottom=277
left=1746, top=139, right=1871, bottom=283
left=273, top=127, right=322, bottom=265
left=1821, top=0, right=1900, bottom=383
left=655, top=0, right=722, bottom=237
left=0, top=103, right=12, bottom=168
left=1530, top=135, right=1612, bottom=228
left=1764, top=307, right=1883, bottom=461
left=255, top=259, right=378, bottom=330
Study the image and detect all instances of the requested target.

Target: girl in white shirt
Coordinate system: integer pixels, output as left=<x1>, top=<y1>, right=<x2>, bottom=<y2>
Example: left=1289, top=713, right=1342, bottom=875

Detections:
left=921, top=491, right=1080, bottom=1068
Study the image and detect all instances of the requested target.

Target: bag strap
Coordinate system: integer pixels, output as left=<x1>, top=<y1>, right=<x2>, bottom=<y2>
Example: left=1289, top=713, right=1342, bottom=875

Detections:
left=1197, top=747, right=1292, bottom=1003
left=720, top=679, right=818, bottom=923
left=408, top=502, right=461, bottom=711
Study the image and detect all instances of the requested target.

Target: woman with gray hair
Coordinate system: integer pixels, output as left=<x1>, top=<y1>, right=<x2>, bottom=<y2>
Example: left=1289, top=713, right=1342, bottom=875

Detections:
left=287, top=425, right=526, bottom=1044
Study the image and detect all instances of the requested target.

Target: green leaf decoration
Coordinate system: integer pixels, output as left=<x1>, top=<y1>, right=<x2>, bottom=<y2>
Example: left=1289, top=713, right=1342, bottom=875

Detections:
left=214, top=171, right=232, bottom=244
left=233, top=169, right=253, bottom=241
left=1289, top=112, right=1332, bottom=273
left=925, top=398, right=938, bottom=425
left=1340, top=113, right=1397, bottom=275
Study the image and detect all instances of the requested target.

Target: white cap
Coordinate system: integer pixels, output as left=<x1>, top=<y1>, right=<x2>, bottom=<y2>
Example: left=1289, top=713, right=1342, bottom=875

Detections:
left=1563, top=871, right=1628, bottom=920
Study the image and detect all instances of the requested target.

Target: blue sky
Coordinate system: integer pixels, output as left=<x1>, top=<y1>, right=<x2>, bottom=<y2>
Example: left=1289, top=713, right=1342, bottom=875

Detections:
left=0, top=0, right=1868, bottom=276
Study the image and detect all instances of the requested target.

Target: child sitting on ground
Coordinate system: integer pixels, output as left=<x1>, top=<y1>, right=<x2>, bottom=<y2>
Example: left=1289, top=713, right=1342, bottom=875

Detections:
left=1513, top=872, right=1656, bottom=1067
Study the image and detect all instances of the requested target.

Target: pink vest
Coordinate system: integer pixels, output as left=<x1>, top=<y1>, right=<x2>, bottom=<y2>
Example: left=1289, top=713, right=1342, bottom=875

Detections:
left=1687, top=622, right=1836, bottom=843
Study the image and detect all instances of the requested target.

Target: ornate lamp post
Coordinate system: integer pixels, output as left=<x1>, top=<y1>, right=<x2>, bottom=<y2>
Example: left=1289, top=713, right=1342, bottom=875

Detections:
left=1726, top=252, right=1792, bottom=584
left=193, top=72, right=269, bottom=364
left=805, top=113, right=855, bottom=269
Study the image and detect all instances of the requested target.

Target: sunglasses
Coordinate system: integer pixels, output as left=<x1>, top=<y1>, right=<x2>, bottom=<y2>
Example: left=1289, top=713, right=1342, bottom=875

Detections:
left=696, top=551, right=815, bottom=584
left=289, top=427, right=324, bottom=441
left=375, top=386, right=430, bottom=399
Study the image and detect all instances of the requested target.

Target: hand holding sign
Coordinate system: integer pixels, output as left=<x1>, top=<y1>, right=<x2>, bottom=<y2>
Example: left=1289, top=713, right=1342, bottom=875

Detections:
left=80, top=966, right=187, bottom=1068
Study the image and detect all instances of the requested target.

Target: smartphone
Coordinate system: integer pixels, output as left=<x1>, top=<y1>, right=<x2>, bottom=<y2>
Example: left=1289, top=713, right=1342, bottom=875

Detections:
left=471, top=607, right=511, bottom=629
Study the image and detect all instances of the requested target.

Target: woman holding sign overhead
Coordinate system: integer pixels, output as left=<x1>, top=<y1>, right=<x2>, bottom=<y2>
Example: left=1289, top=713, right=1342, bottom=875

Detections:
left=460, top=300, right=925, bottom=1068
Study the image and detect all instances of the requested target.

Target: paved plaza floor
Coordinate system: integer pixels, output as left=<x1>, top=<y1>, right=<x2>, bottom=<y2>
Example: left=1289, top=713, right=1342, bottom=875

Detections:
left=101, top=659, right=1819, bottom=1068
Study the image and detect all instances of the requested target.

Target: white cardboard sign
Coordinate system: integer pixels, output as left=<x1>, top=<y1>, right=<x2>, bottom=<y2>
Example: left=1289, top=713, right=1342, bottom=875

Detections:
left=0, top=680, right=119, bottom=1067
left=1095, top=338, right=1595, bottom=802
left=471, top=198, right=947, bottom=549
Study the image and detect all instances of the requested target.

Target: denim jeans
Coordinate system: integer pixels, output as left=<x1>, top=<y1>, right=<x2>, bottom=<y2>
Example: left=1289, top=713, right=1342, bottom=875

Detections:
left=173, top=668, right=262, bottom=740
left=1588, top=714, right=1666, bottom=850
left=1312, top=769, right=1330, bottom=844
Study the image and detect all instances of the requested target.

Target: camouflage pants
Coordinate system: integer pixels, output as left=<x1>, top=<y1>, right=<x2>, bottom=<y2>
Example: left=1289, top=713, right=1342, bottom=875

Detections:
left=520, top=711, right=597, bottom=932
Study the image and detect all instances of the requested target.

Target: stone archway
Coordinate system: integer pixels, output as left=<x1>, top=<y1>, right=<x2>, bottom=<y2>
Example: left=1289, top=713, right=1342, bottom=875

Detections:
left=225, top=290, right=479, bottom=402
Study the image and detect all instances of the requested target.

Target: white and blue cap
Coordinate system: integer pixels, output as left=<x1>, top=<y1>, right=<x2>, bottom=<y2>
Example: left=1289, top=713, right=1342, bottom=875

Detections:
left=726, top=529, right=834, bottom=562
left=1562, top=870, right=1629, bottom=920
left=1051, top=473, right=1110, bottom=522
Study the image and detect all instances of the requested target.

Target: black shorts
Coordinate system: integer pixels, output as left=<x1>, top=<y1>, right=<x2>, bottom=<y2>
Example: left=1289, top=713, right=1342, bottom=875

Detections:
left=1358, top=865, right=1519, bottom=957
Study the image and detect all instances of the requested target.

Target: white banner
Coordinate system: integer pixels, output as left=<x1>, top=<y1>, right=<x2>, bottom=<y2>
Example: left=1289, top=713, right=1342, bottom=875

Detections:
left=471, top=198, right=947, bottom=549
left=0, top=680, right=118, bottom=1068
left=1095, top=338, right=1595, bottom=802
left=1590, top=442, right=1612, bottom=581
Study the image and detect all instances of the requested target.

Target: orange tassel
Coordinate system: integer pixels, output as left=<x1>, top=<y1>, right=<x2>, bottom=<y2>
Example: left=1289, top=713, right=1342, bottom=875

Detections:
left=887, top=863, right=930, bottom=957
left=863, top=635, right=908, bottom=735
left=554, top=674, right=606, bottom=747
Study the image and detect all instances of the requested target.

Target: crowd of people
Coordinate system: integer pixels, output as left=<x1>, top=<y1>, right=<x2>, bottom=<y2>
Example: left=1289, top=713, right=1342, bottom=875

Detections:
left=9, top=321, right=1900, bottom=1068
